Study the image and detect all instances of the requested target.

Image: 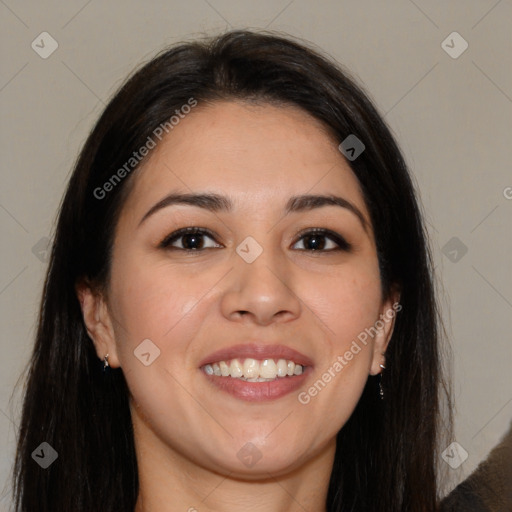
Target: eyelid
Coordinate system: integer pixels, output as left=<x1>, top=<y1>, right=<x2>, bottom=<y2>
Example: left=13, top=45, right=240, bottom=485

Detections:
left=292, top=227, right=351, bottom=251
left=159, top=227, right=220, bottom=249
left=159, top=226, right=351, bottom=252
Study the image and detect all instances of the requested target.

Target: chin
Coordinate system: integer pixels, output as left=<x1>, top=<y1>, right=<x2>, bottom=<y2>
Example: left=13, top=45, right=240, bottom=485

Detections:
left=200, top=437, right=310, bottom=479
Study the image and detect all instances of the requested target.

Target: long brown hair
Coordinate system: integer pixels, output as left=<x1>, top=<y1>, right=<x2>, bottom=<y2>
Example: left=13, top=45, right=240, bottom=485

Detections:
left=12, top=29, right=451, bottom=511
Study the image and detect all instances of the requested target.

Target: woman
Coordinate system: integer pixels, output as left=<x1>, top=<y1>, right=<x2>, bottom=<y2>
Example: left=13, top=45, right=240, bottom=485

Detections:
left=12, top=30, right=450, bottom=511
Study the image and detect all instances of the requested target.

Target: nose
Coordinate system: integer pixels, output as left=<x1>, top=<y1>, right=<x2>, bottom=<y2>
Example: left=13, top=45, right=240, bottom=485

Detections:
left=220, top=243, right=302, bottom=326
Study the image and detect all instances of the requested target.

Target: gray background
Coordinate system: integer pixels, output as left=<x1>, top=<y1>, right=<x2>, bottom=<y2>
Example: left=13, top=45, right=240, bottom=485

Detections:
left=1, top=0, right=511, bottom=507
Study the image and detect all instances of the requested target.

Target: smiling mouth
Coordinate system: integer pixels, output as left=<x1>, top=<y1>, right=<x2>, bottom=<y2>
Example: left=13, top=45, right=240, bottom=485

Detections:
left=201, top=357, right=306, bottom=382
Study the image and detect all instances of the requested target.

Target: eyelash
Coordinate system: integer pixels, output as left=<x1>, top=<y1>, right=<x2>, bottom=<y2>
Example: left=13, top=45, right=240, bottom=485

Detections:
left=159, top=227, right=351, bottom=253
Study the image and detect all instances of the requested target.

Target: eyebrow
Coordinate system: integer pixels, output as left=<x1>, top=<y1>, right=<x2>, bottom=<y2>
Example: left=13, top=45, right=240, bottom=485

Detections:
left=138, top=192, right=369, bottom=232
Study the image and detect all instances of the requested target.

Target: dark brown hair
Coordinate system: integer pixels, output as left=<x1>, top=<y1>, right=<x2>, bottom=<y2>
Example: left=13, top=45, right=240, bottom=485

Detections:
left=12, top=29, right=451, bottom=511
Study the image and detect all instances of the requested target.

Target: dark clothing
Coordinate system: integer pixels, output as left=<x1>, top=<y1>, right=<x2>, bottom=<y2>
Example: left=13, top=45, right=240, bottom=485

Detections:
left=440, top=422, right=512, bottom=511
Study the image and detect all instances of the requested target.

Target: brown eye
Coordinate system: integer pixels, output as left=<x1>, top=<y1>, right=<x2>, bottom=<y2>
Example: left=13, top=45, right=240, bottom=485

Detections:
left=159, top=227, right=221, bottom=251
left=292, top=229, right=351, bottom=252
left=159, top=227, right=350, bottom=253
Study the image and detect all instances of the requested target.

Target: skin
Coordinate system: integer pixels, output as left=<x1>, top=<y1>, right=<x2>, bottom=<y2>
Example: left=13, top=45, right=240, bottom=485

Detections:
left=77, top=101, right=398, bottom=511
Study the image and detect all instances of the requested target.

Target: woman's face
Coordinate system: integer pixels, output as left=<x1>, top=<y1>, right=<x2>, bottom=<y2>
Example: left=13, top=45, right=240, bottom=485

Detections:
left=84, top=101, right=396, bottom=477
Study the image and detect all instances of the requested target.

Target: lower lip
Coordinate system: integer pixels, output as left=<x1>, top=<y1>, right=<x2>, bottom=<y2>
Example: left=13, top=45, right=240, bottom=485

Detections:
left=201, top=368, right=312, bottom=402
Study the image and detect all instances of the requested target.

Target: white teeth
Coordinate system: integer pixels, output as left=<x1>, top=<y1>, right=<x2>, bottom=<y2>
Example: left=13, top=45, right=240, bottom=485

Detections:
left=219, top=361, right=230, bottom=377
left=260, top=359, right=277, bottom=379
left=203, top=357, right=305, bottom=380
left=277, top=359, right=288, bottom=377
left=243, top=358, right=259, bottom=379
left=229, top=359, right=243, bottom=378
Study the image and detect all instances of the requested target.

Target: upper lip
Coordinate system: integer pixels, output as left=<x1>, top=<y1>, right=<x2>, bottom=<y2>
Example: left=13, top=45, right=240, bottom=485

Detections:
left=198, top=343, right=314, bottom=368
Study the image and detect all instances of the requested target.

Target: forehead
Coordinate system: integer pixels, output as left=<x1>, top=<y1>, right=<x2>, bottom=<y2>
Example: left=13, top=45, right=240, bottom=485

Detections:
left=120, top=101, right=368, bottom=221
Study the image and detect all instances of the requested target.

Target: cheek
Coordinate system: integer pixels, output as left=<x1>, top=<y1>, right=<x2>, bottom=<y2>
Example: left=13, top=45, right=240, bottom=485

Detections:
left=301, top=258, right=383, bottom=346
left=108, top=261, right=213, bottom=432
left=108, top=255, right=209, bottom=364
left=294, top=261, right=381, bottom=416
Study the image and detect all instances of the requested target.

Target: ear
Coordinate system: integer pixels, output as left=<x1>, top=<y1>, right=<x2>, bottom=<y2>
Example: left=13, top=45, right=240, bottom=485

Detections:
left=369, top=289, right=401, bottom=376
left=75, top=278, right=120, bottom=368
